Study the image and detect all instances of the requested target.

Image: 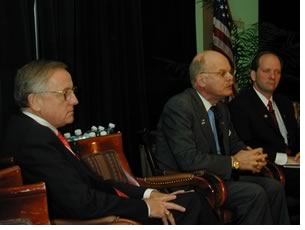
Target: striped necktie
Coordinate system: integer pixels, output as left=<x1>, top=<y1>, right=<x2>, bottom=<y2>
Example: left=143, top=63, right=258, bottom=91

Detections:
left=267, top=100, right=279, bottom=128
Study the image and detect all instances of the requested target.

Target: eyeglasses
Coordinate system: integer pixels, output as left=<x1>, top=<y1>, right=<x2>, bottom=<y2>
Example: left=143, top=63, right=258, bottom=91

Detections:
left=35, top=86, right=77, bottom=101
left=200, top=70, right=235, bottom=79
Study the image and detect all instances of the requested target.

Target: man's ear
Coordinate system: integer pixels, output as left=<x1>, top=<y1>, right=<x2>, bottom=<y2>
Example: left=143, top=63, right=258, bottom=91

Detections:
left=250, top=70, right=256, bottom=82
left=28, top=93, right=41, bottom=112
left=197, top=75, right=206, bottom=88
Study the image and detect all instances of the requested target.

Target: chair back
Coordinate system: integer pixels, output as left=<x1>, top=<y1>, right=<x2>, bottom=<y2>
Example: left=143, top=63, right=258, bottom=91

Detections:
left=138, top=129, right=162, bottom=176
left=0, top=156, right=15, bottom=169
left=0, top=165, right=23, bottom=187
left=75, top=133, right=139, bottom=186
left=0, top=166, right=50, bottom=224
left=0, top=182, right=50, bottom=224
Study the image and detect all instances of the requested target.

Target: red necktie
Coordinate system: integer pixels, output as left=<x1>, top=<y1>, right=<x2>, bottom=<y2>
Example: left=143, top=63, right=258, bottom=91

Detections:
left=57, top=132, right=80, bottom=159
left=267, top=100, right=279, bottom=128
left=113, top=188, right=129, bottom=198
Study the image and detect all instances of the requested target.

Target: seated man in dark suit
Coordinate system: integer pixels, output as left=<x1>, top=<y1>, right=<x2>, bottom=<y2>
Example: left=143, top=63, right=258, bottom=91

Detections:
left=228, top=51, right=300, bottom=223
left=155, top=50, right=290, bottom=224
left=3, top=60, right=219, bottom=224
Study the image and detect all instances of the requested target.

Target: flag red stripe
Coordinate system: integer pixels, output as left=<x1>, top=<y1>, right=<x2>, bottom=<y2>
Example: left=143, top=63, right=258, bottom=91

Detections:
left=213, top=27, right=232, bottom=48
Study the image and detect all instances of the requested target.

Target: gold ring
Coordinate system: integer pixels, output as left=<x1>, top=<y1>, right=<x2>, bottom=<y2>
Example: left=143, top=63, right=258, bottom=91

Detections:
left=165, top=210, right=170, bottom=216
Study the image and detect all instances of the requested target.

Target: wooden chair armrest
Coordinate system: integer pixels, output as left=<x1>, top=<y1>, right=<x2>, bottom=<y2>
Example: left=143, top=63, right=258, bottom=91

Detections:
left=0, top=182, right=46, bottom=197
left=137, top=173, right=205, bottom=188
left=261, top=162, right=285, bottom=186
left=0, top=157, right=15, bottom=169
left=136, top=173, right=216, bottom=208
left=0, top=218, right=32, bottom=224
left=51, top=216, right=140, bottom=225
left=162, top=169, right=226, bottom=208
left=0, top=165, right=23, bottom=187
left=0, top=182, right=50, bottom=224
left=192, top=170, right=227, bottom=207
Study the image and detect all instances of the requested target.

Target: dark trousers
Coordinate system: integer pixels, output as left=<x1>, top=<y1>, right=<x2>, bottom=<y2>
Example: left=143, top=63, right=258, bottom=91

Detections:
left=224, top=176, right=290, bottom=224
left=284, top=167, right=300, bottom=224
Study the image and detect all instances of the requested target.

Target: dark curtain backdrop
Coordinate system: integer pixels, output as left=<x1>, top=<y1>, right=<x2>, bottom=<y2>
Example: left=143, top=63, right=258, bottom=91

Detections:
left=0, top=0, right=196, bottom=176
left=259, top=0, right=300, bottom=102
left=142, top=0, right=196, bottom=129
left=0, top=0, right=36, bottom=145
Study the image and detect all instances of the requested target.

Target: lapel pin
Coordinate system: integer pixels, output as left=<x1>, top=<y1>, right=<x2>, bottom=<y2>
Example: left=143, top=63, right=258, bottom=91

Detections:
left=264, top=114, right=268, bottom=118
left=201, top=119, right=205, bottom=125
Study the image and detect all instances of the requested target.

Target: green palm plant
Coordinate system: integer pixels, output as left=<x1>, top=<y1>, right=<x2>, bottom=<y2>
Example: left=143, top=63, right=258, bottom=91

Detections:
left=231, top=23, right=259, bottom=90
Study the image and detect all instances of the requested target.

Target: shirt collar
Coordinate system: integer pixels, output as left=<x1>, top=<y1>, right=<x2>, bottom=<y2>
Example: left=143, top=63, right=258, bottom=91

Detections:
left=22, top=110, right=58, bottom=135
left=196, top=91, right=213, bottom=111
left=253, top=87, right=273, bottom=107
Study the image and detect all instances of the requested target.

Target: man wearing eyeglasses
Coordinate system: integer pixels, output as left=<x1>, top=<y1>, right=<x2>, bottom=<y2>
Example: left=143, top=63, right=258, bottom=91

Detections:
left=155, top=50, right=290, bottom=224
left=3, top=60, right=219, bottom=224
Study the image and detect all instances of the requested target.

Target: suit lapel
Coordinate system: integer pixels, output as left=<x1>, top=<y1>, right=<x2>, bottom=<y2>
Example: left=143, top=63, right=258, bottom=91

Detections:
left=249, top=89, right=282, bottom=136
left=188, top=89, right=218, bottom=154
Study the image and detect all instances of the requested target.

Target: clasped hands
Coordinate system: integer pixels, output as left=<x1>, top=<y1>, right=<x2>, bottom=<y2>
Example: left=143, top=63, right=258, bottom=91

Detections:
left=144, top=189, right=193, bottom=225
left=234, top=147, right=267, bottom=173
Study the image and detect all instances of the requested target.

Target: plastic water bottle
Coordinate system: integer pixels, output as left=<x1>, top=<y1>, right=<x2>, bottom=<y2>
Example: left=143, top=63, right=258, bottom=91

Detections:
left=74, top=129, right=85, bottom=141
left=63, top=132, right=73, bottom=142
left=83, top=126, right=97, bottom=138
left=106, top=123, right=115, bottom=134
left=98, top=126, right=107, bottom=136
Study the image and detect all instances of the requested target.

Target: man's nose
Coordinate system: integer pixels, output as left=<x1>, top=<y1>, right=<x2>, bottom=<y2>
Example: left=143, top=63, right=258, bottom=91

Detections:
left=70, top=93, right=79, bottom=105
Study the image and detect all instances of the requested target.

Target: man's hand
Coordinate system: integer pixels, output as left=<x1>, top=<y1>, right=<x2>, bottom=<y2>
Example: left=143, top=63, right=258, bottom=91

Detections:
left=287, top=152, right=300, bottom=164
left=234, top=147, right=267, bottom=173
left=294, top=152, right=300, bottom=163
left=150, top=190, right=194, bottom=199
left=144, top=192, right=186, bottom=225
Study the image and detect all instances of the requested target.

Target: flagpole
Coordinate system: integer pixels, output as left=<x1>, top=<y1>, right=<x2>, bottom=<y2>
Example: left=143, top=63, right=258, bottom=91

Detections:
left=34, top=0, right=39, bottom=60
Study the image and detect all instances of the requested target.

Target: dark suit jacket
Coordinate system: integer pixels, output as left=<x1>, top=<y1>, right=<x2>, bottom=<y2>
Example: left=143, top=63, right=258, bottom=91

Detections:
left=3, top=113, right=148, bottom=220
left=228, top=88, right=300, bottom=162
left=155, top=88, right=246, bottom=180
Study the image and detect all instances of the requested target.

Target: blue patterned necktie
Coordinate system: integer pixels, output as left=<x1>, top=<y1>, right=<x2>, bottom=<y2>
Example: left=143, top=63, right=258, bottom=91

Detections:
left=208, top=106, right=222, bottom=155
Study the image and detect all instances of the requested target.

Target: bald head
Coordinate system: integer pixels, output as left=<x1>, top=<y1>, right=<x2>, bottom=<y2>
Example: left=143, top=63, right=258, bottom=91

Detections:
left=189, top=50, right=231, bottom=86
left=189, top=50, right=234, bottom=104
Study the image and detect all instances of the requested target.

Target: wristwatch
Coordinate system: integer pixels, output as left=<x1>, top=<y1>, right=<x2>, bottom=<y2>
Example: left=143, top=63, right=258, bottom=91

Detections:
left=231, top=156, right=240, bottom=170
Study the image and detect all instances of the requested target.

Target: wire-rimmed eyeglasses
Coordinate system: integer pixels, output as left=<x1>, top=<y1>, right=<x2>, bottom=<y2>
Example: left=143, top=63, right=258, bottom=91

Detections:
left=34, top=86, right=77, bottom=101
left=199, top=70, right=235, bottom=79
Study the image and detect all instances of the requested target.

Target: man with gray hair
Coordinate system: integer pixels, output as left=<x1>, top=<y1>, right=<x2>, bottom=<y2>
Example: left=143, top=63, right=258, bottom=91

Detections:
left=4, top=60, right=218, bottom=224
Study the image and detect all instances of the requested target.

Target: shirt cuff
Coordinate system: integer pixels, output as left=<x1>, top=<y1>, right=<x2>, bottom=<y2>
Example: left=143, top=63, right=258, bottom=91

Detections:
left=275, top=152, right=288, bottom=165
left=143, top=189, right=156, bottom=217
left=143, top=188, right=155, bottom=199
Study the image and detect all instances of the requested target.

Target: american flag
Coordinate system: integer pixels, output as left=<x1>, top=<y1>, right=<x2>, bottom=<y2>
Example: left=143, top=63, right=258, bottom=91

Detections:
left=213, top=0, right=234, bottom=66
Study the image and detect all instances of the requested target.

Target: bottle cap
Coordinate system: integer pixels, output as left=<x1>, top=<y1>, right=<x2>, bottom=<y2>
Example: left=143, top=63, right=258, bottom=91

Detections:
left=91, top=126, right=98, bottom=131
left=74, top=129, right=82, bottom=136
left=64, top=133, right=71, bottom=139
left=98, top=126, right=105, bottom=131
